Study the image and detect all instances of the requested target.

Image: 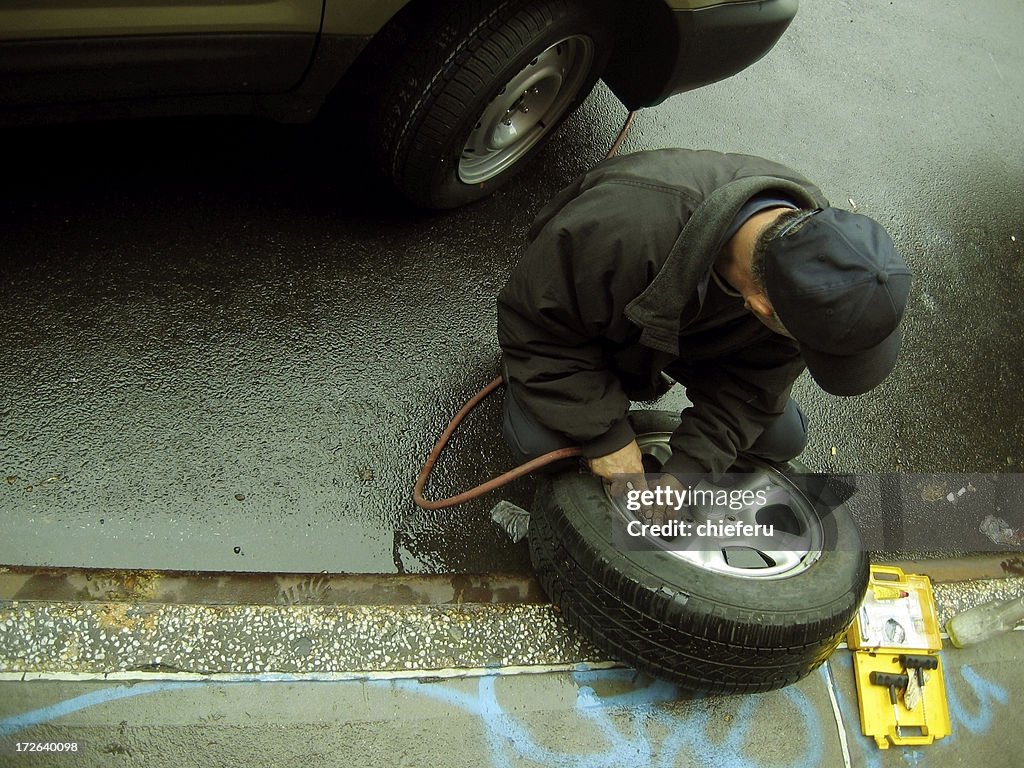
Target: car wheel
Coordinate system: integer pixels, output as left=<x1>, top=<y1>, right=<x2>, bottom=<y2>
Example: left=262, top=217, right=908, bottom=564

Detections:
left=371, top=0, right=611, bottom=208
left=528, top=410, right=869, bottom=693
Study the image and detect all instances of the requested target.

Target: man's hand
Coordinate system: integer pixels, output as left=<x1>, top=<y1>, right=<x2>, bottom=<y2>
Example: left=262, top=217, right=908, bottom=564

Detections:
left=589, top=444, right=692, bottom=532
left=589, top=441, right=650, bottom=522
left=587, top=440, right=644, bottom=482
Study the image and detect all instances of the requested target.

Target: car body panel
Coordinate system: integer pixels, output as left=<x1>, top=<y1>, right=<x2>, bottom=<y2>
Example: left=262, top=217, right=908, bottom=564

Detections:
left=0, top=0, right=798, bottom=129
left=0, top=1, right=324, bottom=39
left=0, top=0, right=766, bottom=41
left=604, top=0, right=800, bottom=109
left=321, top=1, right=416, bottom=36
left=0, top=2, right=325, bottom=107
left=1, top=35, right=320, bottom=106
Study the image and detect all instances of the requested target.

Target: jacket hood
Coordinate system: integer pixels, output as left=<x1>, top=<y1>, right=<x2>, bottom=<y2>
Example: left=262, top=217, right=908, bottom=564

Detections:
left=624, top=175, right=825, bottom=356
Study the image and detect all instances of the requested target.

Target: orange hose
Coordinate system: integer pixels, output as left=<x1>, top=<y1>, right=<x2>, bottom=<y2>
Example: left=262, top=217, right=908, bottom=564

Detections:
left=412, top=376, right=583, bottom=510
left=604, top=109, right=636, bottom=160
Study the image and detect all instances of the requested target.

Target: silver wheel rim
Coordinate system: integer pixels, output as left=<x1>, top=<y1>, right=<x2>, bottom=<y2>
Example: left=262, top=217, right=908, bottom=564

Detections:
left=607, top=430, right=825, bottom=580
left=458, top=35, right=595, bottom=185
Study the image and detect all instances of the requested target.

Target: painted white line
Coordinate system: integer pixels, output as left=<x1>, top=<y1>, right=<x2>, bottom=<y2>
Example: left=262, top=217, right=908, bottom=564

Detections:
left=0, top=661, right=624, bottom=684
left=821, top=662, right=853, bottom=768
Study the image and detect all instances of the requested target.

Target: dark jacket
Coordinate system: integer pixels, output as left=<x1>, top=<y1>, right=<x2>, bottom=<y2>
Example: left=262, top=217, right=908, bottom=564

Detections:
left=496, top=149, right=829, bottom=476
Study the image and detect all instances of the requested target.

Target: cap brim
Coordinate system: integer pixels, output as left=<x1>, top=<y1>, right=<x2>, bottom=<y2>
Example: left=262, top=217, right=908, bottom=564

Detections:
left=801, top=325, right=903, bottom=397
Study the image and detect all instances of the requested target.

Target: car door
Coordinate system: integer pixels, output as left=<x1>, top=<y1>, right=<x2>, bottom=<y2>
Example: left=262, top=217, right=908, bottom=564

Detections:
left=0, top=1, right=325, bottom=108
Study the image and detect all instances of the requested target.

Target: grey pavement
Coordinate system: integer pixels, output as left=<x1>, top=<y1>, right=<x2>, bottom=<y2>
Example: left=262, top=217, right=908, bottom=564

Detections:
left=2, top=0, right=1023, bottom=574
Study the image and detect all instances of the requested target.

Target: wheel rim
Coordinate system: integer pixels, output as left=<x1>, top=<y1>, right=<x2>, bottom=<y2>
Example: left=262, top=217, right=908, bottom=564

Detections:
left=458, top=35, right=595, bottom=185
left=607, top=430, right=825, bottom=580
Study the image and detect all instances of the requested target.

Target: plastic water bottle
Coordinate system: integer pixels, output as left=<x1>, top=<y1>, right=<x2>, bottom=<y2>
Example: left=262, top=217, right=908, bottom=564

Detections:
left=946, top=594, right=1024, bottom=648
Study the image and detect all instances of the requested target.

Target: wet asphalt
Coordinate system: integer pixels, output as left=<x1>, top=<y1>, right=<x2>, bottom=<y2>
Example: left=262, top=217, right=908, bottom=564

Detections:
left=1, top=0, right=1022, bottom=574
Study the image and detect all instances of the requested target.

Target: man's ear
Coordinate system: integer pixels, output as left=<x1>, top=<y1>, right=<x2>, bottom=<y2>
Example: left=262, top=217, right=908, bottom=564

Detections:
left=743, top=291, right=775, bottom=321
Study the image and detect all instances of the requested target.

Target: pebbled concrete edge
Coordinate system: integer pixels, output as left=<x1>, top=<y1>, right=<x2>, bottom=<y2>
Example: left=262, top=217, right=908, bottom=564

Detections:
left=0, top=601, right=603, bottom=676
left=1, top=576, right=1021, bottom=677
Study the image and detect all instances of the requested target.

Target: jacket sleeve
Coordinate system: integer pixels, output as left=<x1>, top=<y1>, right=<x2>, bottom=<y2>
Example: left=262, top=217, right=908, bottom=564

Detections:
left=497, top=186, right=674, bottom=458
left=661, top=333, right=805, bottom=478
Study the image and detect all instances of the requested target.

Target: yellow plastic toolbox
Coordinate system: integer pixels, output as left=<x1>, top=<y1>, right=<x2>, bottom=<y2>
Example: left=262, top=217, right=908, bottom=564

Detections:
left=847, top=565, right=951, bottom=749
left=848, top=565, right=942, bottom=652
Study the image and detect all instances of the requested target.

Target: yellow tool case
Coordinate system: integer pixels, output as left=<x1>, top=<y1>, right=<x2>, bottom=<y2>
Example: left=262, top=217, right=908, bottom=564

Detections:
left=846, top=565, right=951, bottom=749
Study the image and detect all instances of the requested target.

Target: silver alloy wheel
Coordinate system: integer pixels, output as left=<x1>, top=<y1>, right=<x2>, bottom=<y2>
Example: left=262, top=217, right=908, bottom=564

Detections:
left=458, top=35, right=595, bottom=185
left=608, top=429, right=825, bottom=580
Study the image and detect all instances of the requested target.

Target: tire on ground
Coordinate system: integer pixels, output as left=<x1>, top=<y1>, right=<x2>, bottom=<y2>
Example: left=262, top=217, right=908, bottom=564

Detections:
left=370, top=0, right=611, bottom=208
left=528, top=410, right=869, bottom=693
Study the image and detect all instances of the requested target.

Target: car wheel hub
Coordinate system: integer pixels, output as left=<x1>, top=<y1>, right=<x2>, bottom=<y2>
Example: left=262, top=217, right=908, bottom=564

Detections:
left=488, top=78, right=559, bottom=151
left=459, top=36, right=594, bottom=185
left=608, top=430, right=825, bottom=580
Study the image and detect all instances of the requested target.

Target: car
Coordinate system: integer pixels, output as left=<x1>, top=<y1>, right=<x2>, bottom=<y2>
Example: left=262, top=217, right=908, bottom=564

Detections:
left=0, top=0, right=799, bottom=207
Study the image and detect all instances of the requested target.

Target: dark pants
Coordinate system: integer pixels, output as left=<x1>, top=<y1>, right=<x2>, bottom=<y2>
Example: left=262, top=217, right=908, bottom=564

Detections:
left=502, top=381, right=808, bottom=468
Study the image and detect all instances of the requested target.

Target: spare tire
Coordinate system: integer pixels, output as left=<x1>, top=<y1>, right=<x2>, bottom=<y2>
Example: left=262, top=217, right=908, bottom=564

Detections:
left=528, top=410, right=868, bottom=693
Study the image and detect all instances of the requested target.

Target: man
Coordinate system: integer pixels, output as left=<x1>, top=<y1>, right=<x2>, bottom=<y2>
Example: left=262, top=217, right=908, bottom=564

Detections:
left=496, top=149, right=911, bottom=483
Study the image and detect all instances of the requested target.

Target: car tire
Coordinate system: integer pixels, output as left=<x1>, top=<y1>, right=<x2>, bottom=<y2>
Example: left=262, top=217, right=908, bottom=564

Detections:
left=528, top=410, right=869, bottom=693
left=370, top=0, right=611, bottom=208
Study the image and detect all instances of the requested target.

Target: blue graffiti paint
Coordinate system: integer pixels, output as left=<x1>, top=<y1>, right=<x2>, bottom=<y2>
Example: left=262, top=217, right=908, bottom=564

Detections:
left=8, top=657, right=1007, bottom=768
left=681, top=689, right=822, bottom=768
left=945, top=664, right=1009, bottom=734
left=571, top=668, right=681, bottom=710
left=381, top=669, right=825, bottom=768
left=381, top=676, right=587, bottom=768
left=0, top=670, right=830, bottom=768
left=0, top=682, right=195, bottom=739
left=818, top=661, right=883, bottom=768
left=572, top=680, right=656, bottom=767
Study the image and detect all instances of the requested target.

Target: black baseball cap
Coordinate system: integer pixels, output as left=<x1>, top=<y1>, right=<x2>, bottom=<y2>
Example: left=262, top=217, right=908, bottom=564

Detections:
left=763, top=207, right=912, bottom=396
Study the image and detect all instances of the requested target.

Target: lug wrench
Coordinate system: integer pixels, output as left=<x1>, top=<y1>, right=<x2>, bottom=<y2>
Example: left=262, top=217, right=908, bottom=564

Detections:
left=870, top=671, right=909, bottom=738
left=899, top=654, right=938, bottom=728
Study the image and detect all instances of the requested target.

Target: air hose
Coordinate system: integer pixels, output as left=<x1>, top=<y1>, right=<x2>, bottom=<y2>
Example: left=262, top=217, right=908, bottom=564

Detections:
left=412, top=110, right=638, bottom=510
left=411, top=375, right=582, bottom=510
